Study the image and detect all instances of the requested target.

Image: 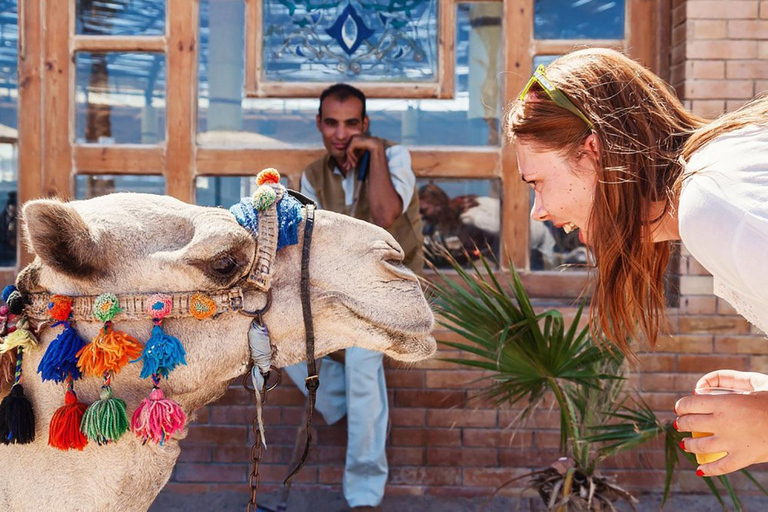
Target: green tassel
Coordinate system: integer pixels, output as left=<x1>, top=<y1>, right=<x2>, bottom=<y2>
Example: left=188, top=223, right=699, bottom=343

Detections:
left=80, top=385, right=128, bottom=445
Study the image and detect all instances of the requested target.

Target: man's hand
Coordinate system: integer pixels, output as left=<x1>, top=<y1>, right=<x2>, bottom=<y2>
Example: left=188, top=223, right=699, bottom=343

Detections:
left=343, top=135, right=384, bottom=173
left=675, top=370, right=768, bottom=476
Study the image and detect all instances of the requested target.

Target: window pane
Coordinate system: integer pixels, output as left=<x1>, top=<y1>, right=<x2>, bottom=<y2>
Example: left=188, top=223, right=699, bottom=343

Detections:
left=533, top=55, right=559, bottom=68
left=196, top=175, right=290, bottom=208
left=199, top=1, right=501, bottom=147
left=0, top=0, right=17, bottom=267
left=262, top=0, right=438, bottom=83
left=418, top=178, right=500, bottom=269
left=535, top=0, right=624, bottom=40
left=75, top=52, right=166, bottom=144
left=529, top=192, right=589, bottom=271
left=75, top=175, right=165, bottom=199
left=76, top=0, right=165, bottom=36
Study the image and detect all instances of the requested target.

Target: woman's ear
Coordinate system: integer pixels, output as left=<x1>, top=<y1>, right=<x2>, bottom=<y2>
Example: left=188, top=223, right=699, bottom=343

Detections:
left=578, top=133, right=601, bottom=168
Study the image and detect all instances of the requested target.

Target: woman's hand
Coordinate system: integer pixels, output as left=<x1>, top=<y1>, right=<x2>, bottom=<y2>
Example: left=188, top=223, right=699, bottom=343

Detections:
left=675, top=370, right=768, bottom=476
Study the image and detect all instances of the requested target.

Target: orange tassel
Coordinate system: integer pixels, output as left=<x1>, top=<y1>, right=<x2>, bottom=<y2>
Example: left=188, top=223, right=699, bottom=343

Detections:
left=76, top=322, right=143, bottom=377
left=48, top=389, right=88, bottom=451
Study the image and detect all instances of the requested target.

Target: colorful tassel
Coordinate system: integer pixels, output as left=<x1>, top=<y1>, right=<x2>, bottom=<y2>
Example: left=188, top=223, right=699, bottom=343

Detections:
left=48, top=380, right=88, bottom=451
left=77, top=293, right=143, bottom=377
left=131, top=377, right=186, bottom=445
left=0, top=348, right=35, bottom=444
left=0, top=317, right=37, bottom=353
left=81, top=375, right=128, bottom=445
left=256, top=168, right=281, bottom=186
left=135, top=295, right=186, bottom=379
left=38, top=296, right=87, bottom=382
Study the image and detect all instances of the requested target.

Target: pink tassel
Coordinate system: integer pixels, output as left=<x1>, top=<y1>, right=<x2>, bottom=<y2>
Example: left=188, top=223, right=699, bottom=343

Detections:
left=130, top=387, right=186, bottom=445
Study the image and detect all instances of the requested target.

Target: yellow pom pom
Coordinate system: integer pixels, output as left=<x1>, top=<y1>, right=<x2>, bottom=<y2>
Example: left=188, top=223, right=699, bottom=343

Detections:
left=256, top=168, right=281, bottom=186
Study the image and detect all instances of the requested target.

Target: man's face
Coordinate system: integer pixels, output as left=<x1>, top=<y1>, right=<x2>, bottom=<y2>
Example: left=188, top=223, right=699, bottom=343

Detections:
left=316, top=96, right=369, bottom=165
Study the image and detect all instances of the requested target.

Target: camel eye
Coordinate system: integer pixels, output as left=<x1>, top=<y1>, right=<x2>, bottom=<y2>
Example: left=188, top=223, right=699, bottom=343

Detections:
left=209, top=254, right=238, bottom=277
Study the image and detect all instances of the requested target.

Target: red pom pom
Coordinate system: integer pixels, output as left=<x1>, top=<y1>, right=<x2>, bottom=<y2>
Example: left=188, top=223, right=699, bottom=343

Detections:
left=48, top=390, right=88, bottom=451
left=256, top=168, right=280, bottom=186
left=47, top=295, right=73, bottom=322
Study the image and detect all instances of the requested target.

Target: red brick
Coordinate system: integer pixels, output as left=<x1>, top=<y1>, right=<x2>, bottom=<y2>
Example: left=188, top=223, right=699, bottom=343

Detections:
left=427, top=409, right=497, bottom=428
left=316, top=425, right=348, bottom=446
left=317, top=465, right=344, bottom=484
left=693, top=19, right=727, bottom=38
left=213, top=445, right=284, bottom=464
left=188, top=406, right=210, bottom=424
left=259, top=464, right=317, bottom=484
left=678, top=315, right=751, bottom=334
left=656, top=334, right=713, bottom=353
left=426, top=447, right=497, bottom=467
left=534, top=430, right=562, bottom=449
left=388, top=446, right=426, bottom=465
left=385, top=484, right=427, bottom=496
left=728, top=20, right=768, bottom=38
left=390, top=408, right=426, bottom=426
left=177, top=444, right=212, bottom=462
left=642, top=392, right=681, bottom=413
left=715, top=335, right=768, bottom=354
left=462, top=468, right=530, bottom=488
left=716, top=298, right=739, bottom=315
left=762, top=0, right=768, bottom=18
left=395, top=389, right=465, bottom=408
left=687, top=40, right=759, bottom=59
left=498, top=448, right=561, bottom=468
left=611, top=469, right=668, bottom=490
left=214, top=386, right=253, bottom=406
left=727, top=60, right=768, bottom=79
left=385, top=369, right=424, bottom=388
left=390, top=427, right=462, bottom=447
left=209, top=405, right=276, bottom=425
left=425, top=370, right=489, bottom=389
left=684, top=79, right=755, bottom=99
left=463, top=428, right=531, bottom=448
left=678, top=354, right=748, bottom=373
left=680, top=295, right=717, bottom=314
left=186, top=425, right=248, bottom=445
left=637, top=353, right=677, bottom=372
left=602, top=450, right=666, bottom=469
left=687, top=1, right=759, bottom=19
left=266, top=387, right=307, bottom=406
left=641, top=373, right=699, bottom=392
left=174, top=463, right=247, bottom=483
left=389, top=467, right=462, bottom=486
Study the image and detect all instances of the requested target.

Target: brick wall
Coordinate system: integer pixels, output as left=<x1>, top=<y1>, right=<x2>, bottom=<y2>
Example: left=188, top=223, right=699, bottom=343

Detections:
left=160, top=0, right=768, bottom=505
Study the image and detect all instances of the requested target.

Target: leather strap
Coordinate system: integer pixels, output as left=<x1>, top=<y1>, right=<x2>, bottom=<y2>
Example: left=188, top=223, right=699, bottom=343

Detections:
left=284, top=203, right=318, bottom=484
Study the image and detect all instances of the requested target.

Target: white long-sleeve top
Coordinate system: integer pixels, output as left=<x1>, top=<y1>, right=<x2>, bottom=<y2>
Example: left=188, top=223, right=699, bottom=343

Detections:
left=678, top=124, right=768, bottom=334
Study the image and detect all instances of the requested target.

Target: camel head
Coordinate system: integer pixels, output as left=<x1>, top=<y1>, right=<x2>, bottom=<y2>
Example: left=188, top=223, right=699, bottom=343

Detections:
left=16, top=192, right=436, bottom=413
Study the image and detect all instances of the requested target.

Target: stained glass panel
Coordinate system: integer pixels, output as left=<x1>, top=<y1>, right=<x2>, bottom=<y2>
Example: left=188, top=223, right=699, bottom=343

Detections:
left=262, top=0, right=439, bottom=82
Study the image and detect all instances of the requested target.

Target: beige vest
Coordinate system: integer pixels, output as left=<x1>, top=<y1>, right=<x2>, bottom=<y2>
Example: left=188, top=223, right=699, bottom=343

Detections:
left=303, top=143, right=424, bottom=275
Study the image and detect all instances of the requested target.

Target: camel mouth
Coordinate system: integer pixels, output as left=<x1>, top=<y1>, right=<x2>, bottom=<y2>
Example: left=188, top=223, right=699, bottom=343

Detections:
left=318, top=290, right=436, bottom=362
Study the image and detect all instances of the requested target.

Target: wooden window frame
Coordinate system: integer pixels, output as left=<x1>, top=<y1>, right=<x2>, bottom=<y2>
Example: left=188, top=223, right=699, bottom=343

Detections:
left=243, top=0, right=456, bottom=99
left=17, top=0, right=662, bottom=299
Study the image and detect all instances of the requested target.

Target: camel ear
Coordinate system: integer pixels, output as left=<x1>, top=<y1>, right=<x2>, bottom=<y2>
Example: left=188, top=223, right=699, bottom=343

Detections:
left=22, top=199, right=103, bottom=278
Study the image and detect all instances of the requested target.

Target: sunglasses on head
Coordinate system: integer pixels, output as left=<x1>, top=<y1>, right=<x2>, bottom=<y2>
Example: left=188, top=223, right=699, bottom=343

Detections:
left=519, top=64, right=595, bottom=130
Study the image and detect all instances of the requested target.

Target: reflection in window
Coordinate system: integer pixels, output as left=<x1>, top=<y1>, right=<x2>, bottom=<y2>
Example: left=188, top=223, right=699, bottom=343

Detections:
left=418, top=179, right=500, bottom=269
left=262, top=0, right=438, bottom=82
left=529, top=192, right=589, bottom=271
left=75, top=175, right=165, bottom=200
left=76, top=0, right=165, bottom=36
left=196, top=176, right=291, bottom=209
left=535, top=0, right=624, bottom=40
left=198, top=1, right=501, bottom=147
left=0, top=0, right=17, bottom=267
left=75, top=52, right=166, bottom=144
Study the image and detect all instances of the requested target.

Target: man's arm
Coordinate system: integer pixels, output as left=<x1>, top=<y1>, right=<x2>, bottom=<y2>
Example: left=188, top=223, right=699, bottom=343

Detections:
left=345, top=136, right=403, bottom=228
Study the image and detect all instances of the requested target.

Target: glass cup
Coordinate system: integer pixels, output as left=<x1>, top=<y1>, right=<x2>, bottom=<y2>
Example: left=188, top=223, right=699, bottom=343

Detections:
left=691, top=387, right=751, bottom=464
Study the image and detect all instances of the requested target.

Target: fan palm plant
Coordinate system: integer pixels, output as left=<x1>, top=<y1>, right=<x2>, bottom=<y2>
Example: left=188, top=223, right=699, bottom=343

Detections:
left=427, top=249, right=768, bottom=511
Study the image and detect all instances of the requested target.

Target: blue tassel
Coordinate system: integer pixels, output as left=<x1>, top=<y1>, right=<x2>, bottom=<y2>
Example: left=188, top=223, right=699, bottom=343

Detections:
left=136, top=324, right=187, bottom=379
left=37, top=321, right=86, bottom=383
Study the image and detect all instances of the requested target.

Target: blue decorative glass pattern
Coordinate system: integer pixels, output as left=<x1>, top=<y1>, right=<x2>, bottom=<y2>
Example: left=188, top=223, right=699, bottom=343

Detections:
left=262, top=0, right=438, bottom=81
left=535, top=0, right=624, bottom=40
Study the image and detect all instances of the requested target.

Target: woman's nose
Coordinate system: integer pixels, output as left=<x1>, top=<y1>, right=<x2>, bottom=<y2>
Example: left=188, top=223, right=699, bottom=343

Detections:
left=530, top=195, right=548, bottom=222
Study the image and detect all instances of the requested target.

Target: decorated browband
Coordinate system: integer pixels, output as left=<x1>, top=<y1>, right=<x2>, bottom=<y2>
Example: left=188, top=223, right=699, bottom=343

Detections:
left=0, top=169, right=290, bottom=450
